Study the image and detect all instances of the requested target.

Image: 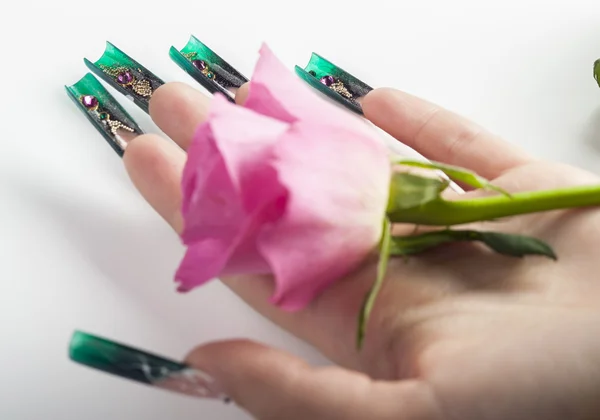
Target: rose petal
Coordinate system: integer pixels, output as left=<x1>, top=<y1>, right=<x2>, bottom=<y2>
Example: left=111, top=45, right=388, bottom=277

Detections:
left=246, top=44, right=371, bottom=134
left=205, top=95, right=290, bottom=216
left=178, top=96, right=291, bottom=290
left=180, top=115, right=245, bottom=245
left=257, top=122, right=391, bottom=311
left=175, top=237, right=236, bottom=292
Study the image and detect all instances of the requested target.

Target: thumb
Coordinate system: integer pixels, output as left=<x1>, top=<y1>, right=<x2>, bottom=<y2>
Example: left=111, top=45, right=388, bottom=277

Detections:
left=185, top=339, right=437, bottom=420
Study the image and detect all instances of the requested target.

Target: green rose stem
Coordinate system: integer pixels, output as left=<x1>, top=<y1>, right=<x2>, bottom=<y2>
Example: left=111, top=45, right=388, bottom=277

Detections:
left=359, top=158, right=600, bottom=349
left=388, top=184, right=600, bottom=226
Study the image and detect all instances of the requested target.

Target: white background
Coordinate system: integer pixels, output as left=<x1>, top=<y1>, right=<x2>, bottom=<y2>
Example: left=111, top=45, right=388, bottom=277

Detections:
left=1, top=1, right=600, bottom=419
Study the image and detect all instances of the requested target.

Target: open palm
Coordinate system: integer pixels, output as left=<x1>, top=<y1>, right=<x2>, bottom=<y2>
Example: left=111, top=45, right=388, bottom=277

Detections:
left=124, top=83, right=600, bottom=419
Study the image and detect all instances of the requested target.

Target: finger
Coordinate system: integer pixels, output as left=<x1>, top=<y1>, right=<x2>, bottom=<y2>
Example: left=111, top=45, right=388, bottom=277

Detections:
left=235, top=82, right=250, bottom=105
left=123, top=133, right=186, bottom=232
left=186, top=339, right=438, bottom=420
left=362, top=88, right=532, bottom=179
left=149, top=82, right=211, bottom=151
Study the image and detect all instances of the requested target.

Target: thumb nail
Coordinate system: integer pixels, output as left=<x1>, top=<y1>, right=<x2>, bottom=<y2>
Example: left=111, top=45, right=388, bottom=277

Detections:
left=68, top=330, right=231, bottom=402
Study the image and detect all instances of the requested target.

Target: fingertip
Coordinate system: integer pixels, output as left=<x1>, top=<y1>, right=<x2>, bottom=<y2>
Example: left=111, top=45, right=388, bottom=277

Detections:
left=184, top=339, right=311, bottom=388
left=149, top=82, right=211, bottom=150
left=123, top=132, right=181, bottom=166
left=235, top=83, right=250, bottom=105
left=363, top=87, right=394, bottom=105
left=148, top=82, right=186, bottom=118
left=149, top=81, right=209, bottom=118
left=362, top=87, right=411, bottom=121
left=122, top=133, right=162, bottom=171
left=184, top=339, right=311, bottom=413
left=185, top=339, right=266, bottom=366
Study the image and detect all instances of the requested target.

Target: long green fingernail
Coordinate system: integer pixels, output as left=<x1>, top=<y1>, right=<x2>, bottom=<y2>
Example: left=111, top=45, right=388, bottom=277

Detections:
left=594, top=59, right=600, bottom=87
left=69, top=330, right=230, bottom=401
left=170, top=35, right=248, bottom=102
left=85, top=42, right=164, bottom=113
left=295, top=53, right=373, bottom=114
left=65, top=73, right=143, bottom=157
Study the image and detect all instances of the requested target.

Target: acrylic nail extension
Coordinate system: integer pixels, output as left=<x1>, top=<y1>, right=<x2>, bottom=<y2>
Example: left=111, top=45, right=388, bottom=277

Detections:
left=66, top=73, right=144, bottom=157
left=85, top=42, right=164, bottom=114
left=170, top=35, right=248, bottom=102
left=69, top=330, right=230, bottom=401
left=295, top=53, right=373, bottom=115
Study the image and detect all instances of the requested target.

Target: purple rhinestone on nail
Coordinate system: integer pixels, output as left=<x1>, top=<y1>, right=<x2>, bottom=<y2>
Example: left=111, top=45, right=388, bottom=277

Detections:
left=117, top=71, right=134, bottom=85
left=320, top=75, right=335, bottom=87
left=82, top=95, right=98, bottom=109
left=192, top=60, right=207, bottom=71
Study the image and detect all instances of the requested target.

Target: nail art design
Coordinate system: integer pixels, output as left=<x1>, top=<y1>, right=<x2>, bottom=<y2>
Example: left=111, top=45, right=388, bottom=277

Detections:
left=69, top=330, right=229, bottom=401
left=170, top=35, right=248, bottom=102
left=594, top=59, right=600, bottom=87
left=85, top=42, right=164, bottom=113
left=66, top=73, right=143, bottom=157
left=295, top=53, right=373, bottom=114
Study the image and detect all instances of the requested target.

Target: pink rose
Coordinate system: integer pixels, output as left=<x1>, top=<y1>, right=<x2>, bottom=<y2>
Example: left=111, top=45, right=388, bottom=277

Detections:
left=176, top=45, right=391, bottom=311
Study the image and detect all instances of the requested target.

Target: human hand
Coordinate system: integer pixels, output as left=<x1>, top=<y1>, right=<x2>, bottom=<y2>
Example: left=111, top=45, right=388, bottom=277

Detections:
left=123, top=82, right=600, bottom=420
